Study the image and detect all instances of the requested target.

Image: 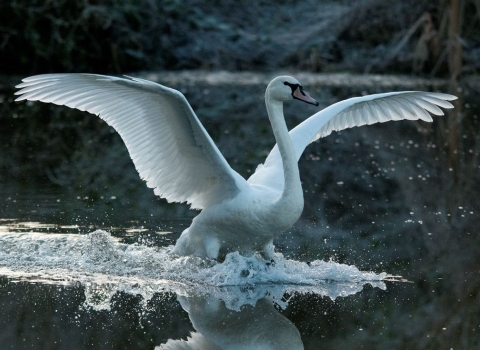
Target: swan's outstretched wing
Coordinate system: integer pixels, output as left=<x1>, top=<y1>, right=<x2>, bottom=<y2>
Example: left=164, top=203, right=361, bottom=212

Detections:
left=248, top=91, right=457, bottom=190
left=16, top=74, right=247, bottom=209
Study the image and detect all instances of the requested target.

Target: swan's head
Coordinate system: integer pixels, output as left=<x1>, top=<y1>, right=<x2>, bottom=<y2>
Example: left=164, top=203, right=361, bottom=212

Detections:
left=266, top=76, right=319, bottom=106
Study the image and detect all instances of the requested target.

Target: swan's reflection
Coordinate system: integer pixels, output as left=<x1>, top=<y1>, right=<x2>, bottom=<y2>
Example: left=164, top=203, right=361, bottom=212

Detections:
left=1, top=270, right=386, bottom=349
left=157, top=281, right=386, bottom=350
left=159, top=295, right=303, bottom=350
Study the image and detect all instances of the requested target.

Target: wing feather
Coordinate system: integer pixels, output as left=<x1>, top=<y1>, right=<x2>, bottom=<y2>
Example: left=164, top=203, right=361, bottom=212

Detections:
left=408, top=99, right=433, bottom=122
left=375, top=100, right=391, bottom=120
left=420, top=95, right=455, bottom=110
left=365, top=102, right=379, bottom=123
left=416, top=97, right=444, bottom=115
left=397, top=99, right=418, bottom=120
left=248, top=91, right=456, bottom=190
left=16, top=73, right=247, bottom=209
left=382, top=100, right=402, bottom=120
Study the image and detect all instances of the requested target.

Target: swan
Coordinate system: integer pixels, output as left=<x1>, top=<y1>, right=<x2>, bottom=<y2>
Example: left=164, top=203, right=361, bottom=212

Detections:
left=15, top=74, right=456, bottom=260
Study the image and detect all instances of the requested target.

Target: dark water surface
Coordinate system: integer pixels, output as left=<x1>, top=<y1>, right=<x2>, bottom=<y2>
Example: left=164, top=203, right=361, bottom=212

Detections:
left=1, top=73, right=479, bottom=349
left=0, top=182, right=477, bottom=350
left=0, top=275, right=403, bottom=350
left=0, top=186, right=392, bottom=350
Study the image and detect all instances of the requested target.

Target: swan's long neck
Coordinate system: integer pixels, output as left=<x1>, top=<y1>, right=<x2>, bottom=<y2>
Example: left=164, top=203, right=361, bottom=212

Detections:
left=266, top=94, right=303, bottom=209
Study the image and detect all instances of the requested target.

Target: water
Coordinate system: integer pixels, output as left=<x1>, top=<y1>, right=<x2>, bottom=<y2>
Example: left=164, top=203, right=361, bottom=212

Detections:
left=1, top=276, right=395, bottom=350
left=0, top=187, right=469, bottom=350
left=0, top=183, right=392, bottom=349
left=1, top=74, right=479, bottom=348
left=0, top=194, right=391, bottom=350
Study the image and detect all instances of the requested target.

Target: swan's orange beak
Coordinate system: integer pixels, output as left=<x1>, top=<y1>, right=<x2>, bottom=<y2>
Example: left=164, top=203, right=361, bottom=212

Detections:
left=293, top=87, right=319, bottom=106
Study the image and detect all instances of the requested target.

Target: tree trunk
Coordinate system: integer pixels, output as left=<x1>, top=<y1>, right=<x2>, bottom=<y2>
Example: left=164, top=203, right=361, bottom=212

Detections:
left=447, top=0, right=463, bottom=185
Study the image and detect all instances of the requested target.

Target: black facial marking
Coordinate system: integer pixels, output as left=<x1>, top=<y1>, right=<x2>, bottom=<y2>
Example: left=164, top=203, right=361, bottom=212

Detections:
left=284, top=81, right=305, bottom=96
left=283, top=81, right=297, bottom=89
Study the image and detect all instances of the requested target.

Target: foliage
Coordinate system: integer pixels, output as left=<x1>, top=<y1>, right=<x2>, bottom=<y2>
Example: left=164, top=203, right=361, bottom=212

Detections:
left=0, top=0, right=187, bottom=74
left=3, top=0, right=478, bottom=75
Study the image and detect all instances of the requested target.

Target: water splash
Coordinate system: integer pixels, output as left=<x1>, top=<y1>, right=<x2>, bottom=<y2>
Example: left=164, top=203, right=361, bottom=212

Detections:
left=0, top=230, right=387, bottom=310
left=0, top=230, right=385, bottom=284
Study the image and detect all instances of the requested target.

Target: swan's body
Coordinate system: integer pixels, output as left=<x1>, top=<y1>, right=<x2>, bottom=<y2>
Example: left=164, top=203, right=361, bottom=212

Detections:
left=15, top=74, right=456, bottom=260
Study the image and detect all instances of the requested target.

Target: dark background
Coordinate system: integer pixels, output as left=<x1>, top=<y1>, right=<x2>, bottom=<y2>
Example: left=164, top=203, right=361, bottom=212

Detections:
left=0, top=0, right=480, bottom=348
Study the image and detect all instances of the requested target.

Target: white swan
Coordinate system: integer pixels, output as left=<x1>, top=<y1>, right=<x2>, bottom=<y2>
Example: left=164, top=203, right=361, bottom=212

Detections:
left=15, top=74, right=456, bottom=260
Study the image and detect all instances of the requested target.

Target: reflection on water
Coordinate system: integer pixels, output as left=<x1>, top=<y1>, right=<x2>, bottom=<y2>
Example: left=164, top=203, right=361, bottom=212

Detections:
left=161, top=294, right=304, bottom=350
left=0, top=273, right=387, bottom=350
left=157, top=279, right=387, bottom=350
